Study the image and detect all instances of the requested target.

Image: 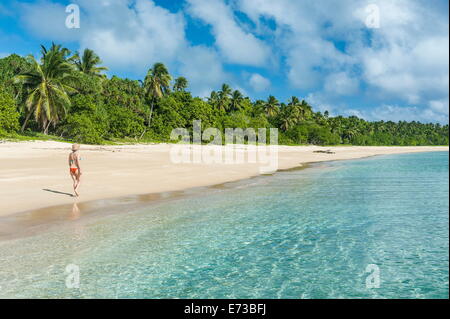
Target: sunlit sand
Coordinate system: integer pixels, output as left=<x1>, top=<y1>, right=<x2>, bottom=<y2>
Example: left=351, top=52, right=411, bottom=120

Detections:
left=0, top=140, right=447, bottom=217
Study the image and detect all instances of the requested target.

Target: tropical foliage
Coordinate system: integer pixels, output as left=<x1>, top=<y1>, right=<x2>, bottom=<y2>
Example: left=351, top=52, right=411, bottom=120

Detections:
left=71, top=48, right=108, bottom=77
left=13, top=44, right=77, bottom=134
left=0, top=44, right=448, bottom=146
left=0, top=88, right=19, bottom=136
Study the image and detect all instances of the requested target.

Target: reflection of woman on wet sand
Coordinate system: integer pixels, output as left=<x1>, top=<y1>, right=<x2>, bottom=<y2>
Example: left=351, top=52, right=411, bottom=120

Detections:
left=68, top=144, right=82, bottom=197
left=70, top=202, right=80, bottom=221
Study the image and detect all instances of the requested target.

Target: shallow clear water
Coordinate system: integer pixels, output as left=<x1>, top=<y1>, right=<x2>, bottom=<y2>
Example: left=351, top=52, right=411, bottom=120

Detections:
left=0, top=152, right=448, bottom=298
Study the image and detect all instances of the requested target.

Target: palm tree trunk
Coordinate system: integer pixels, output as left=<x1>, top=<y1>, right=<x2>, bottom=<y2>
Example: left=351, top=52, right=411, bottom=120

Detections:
left=147, top=98, right=155, bottom=128
left=44, top=121, right=51, bottom=135
left=21, top=111, right=33, bottom=133
left=139, top=98, right=155, bottom=139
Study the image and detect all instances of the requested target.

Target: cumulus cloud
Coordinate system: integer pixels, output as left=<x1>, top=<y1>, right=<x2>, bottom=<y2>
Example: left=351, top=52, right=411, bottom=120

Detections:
left=324, top=72, right=359, bottom=96
left=178, top=45, right=230, bottom=97
left=248, top=73, right=271, bottom=92
left=358, top=2, right=449, bottom=105
left=17, top=0, right=231, bottom=97
left=78, top=0, right=186, bottom=72
left=429, top=99, right=449, bottom=115
left=236, top=0, right=449, bottom=123
left=186, top=0, right=272, bottom=66
left=357, top=104, right=449, bottom=124
left=14, top=0, right=449, bottom=123
left=20, top=0, right=82, bottom=42
left=19, top=0, right=185, bottom=66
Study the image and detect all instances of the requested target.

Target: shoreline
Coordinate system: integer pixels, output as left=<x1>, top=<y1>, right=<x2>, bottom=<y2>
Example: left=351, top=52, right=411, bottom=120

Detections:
left=0, top=161, right=315, bottom=242
left=0, top=141, right=448, bottom=219
left=0, top=148, right=448, bottom=241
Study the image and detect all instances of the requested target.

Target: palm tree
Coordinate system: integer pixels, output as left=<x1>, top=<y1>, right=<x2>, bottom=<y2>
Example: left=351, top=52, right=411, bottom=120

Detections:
left=14, top=44, right=77, bottom=134
left=230, top=90, right=243, bottom=112
left=208, top=90, right=219, bottom=107
left=280, top=109, right=295, bottom=132
left=288, top=96, right=300, bottom=106
left=264, top=95, right=279, bottom=117
left=173, top=76, right=188, bottom=91
left=218, top=83, right=232, bottom=112
left=343, top=127, right=359, bottom=142
left=71, top=48, right=108, bottom=77
left=252, top=99, right=266, bottom=116
left=300, top=99, right=313, bottom=119
left=142, top=62, right=172, bottom=128
left=287, top=96, right=303, bottom=122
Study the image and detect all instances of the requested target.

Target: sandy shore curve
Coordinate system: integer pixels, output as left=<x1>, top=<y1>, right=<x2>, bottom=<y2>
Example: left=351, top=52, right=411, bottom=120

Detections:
left=0, top=141, right=447, bottom=216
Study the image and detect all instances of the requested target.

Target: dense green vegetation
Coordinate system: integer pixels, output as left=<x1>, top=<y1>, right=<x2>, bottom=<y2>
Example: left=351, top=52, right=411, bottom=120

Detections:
left=0, top=44, right=448, bottom=145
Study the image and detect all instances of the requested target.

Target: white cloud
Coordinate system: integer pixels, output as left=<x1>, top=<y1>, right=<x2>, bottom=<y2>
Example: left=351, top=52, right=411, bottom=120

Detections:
left=15, top=0, right=449, bottom=123
left=178, top=45, right=229, bottom=98
left=186, top=0, right=271, bottom=66
left=308, top=91, right=449, bottom=124
left=237, top=0, right=449, bottom=123
left=362, top=104, right=449, bottom=124
left=429, top=99, right=449, bottom=116
left=306, top=92, right=344, bottom=116
left=78, top=0, right=186, bottom=72
left=18, top=0, right=230, bottom=97
left=361, top=36, right=449, bottom=104
left=20, top=0, right=82, bottom=41
left=324, top=72, right=359, bottom=96
left=248, top=73, right=270, bottom=92
left=237, top=0, right=357, bottom=90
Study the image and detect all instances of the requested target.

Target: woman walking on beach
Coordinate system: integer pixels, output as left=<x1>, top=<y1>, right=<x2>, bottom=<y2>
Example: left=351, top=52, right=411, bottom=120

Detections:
left=69, top=144, right=82, bottom=197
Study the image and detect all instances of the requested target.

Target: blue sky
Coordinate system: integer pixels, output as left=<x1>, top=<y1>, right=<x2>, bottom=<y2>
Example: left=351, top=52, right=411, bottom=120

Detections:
left=0, top=0, right=449, bottom=123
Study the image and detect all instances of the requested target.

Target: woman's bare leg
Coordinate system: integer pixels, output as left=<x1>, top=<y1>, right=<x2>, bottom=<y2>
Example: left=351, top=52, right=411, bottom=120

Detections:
left=74, top=172, right=81, bottom=197
left=70, top=173, right=77, bottom=196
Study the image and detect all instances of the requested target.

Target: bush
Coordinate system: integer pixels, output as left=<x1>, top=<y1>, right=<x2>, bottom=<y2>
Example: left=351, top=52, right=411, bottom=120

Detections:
left=149, top=96, right=186, bottom=139
left=287, top=123, right=341, bottom=145
left=0, top=88, right=19, bottom=136
left=70, top=72, right=104, bottom=96
left=61, top=113, right=107, bottom=144
left=59, top=95, right=108, bottom=144
left=222, top=112, right=250, bottom=129
left=106, top=104, right=145, bottom=138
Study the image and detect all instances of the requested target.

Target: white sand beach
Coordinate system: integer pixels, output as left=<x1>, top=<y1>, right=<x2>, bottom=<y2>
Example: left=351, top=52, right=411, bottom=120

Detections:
left=0, top=141, right=447, bottom=216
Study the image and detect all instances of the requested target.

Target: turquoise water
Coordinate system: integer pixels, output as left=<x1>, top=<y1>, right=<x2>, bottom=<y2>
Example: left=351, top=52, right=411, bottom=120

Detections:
left=0, top=152, right=448, bottom=298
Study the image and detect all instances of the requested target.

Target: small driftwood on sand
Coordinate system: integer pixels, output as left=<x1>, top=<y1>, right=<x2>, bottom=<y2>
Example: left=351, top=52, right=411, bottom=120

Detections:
left=313, top=150, right=335, bottom=154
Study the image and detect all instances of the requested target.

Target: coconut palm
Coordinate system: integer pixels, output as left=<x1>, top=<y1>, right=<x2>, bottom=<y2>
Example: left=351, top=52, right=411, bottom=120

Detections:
left=280, top=109, right=295, bottom=132
left=71, top=48, right=108, bottom=77
left=220, top=83, right=232, bottom=96
left=14, top=44, right=77, bottom=134
left=173, top=76, right=188, bottom=91
left=288, top=96, right=300, bottom=107
left=208, top=90, right=219, bottom=107
left=264, top=95, right=279, bottom=117
left=142, top=62, right=172, bottom=128
left=252, top=99, right=266, bottom=116
left=230, top=90, right=243, bottom=112
left=218, top=83, right=232, bottom=112
left=287, top=96, right=303, bottom=122
left=300, top=99, right=313, bottom=119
